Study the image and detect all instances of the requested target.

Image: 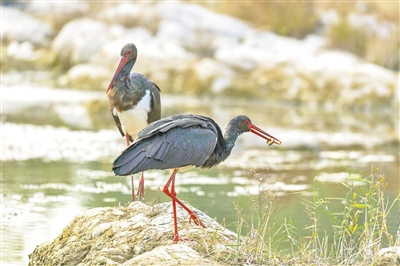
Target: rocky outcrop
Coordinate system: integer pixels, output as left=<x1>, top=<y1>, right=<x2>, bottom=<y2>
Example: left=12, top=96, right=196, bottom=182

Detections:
left=28, top=202, right=239, bottom=265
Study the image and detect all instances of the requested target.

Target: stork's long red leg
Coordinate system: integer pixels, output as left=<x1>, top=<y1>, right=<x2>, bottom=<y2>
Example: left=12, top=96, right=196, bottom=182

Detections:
left=170, top=169, right=180, bottom=242
left=125, top=133, right=136, bottom=202
left=131, top=175, right=135, bottom=202
left=124, top=133, right=131, bottom=147
left=137, top=172, right=145, bottom=200
left=162, top=168, right=206, bottom=242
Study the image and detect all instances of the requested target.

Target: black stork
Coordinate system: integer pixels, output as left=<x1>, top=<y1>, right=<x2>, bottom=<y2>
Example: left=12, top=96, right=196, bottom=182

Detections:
left=106, top=43, right=161, bottom=201
left=111, top=114, right=281, bottom=242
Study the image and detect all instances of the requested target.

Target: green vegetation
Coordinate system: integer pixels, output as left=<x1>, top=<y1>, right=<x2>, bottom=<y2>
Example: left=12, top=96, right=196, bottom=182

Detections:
left=215, top=168, right=399, bottom=265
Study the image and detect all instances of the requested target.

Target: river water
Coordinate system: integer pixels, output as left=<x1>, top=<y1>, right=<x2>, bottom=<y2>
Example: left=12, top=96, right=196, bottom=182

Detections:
left=2, top=86, right=399, bottom=265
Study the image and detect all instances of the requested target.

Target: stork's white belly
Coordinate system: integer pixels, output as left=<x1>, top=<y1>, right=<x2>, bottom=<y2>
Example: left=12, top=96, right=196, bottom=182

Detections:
left=116, top=91, right=151, bottom=137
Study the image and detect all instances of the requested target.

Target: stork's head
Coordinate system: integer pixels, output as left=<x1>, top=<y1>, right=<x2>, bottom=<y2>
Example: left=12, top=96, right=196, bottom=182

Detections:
left=120, top=43, right=138, bottom=62
left=106, top=43, right=138, bottom=93
left=229, top=115, right=281, bottom=146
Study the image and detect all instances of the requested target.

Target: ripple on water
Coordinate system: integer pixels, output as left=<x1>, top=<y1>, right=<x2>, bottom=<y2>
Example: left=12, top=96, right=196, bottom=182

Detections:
left=2, top=122, right=124, bottom=162
left=315, top=172, right=364, bottom=185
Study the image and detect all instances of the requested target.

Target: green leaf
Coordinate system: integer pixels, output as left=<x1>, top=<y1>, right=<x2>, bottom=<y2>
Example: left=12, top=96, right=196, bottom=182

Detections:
left=351, top=203, right=369, bottom=209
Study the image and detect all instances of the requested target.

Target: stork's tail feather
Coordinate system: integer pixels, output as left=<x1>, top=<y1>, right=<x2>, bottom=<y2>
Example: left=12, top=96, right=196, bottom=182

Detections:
left=112, top=142, right=145, bottom=176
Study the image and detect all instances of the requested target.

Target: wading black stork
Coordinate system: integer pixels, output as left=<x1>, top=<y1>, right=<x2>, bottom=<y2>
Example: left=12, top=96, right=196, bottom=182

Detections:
left=106, top=43, right=161, bottom=201
left=111, top=114, right=281, bottom=242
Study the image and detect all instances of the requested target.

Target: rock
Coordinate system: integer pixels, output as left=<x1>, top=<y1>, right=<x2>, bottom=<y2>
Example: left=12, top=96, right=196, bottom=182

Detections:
left=378, top=246, right=400, bottom=265
left=26, top=1, right=90, bottom=31
left=52, top=19, right=119, bottom=68
left=98, top=2, right=248, bottom=59
left=98, top=2, right=250, bottom=48
left=126, top=244, right=222, bottom=266
left=28, top=202, right=238, bottom=265
left=215, top=31, right=326, bottom=70
left=156, top=2, right=249, bottom=39
left=215, top=30, right=397, bottom=105
left=155, top=2, right=248, bottom=58
left=2, top=6, right=53, bottom=48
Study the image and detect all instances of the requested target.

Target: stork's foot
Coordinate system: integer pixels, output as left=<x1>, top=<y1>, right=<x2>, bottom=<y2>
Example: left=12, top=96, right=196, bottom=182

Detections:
left=173, top=234, right=181, bottom=242
left=173, top=234, right=192, bottom=243
left=188, top=213, right=206, bottom=228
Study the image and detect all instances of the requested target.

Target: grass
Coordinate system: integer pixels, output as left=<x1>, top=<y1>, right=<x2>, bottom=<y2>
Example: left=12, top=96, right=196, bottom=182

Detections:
left=220, top=168, right=399, bottom=265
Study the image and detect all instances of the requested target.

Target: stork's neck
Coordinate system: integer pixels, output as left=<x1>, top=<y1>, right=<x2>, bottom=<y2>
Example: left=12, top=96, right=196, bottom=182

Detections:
left=109, top=60, right=147, bottom=111
left=117, top=60, right=134, bottom=83
left=222, top=124, right=242, bottom=155
left=114, top=60, right=143, bottom=95
left=201, top=121, right=243, bottom=168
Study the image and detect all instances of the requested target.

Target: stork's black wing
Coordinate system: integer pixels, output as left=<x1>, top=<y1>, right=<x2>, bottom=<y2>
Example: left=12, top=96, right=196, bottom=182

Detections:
left=111, top=110, right=125, bottom=138
left=112, top=115, right=219, bottom=176
left=109, top=72, right=161, bottom=143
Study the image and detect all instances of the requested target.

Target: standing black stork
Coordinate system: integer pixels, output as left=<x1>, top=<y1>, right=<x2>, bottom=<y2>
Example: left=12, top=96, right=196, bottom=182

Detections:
left=106, top=43, right=161, bottom=201
left=111, top=114, right=281, bottom=242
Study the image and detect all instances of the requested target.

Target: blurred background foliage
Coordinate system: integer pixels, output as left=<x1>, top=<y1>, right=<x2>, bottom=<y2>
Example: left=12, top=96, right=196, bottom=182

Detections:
left=2, top=1, right=397, bottom=125
left=196, top=0, right=399, bottom=71
left=205, top=1, right=318, bottom=39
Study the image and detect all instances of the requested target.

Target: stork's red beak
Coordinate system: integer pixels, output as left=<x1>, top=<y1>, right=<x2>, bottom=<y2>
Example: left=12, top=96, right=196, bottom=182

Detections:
left=106, top=55, right=129, bottom=94
left=249, top=124, right=281, bottom=146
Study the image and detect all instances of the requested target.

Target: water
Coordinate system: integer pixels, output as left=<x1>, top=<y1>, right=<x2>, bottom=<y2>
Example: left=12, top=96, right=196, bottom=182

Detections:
left=2, top=88, right=399, bottom=265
